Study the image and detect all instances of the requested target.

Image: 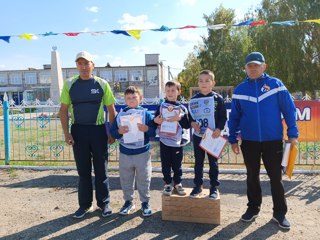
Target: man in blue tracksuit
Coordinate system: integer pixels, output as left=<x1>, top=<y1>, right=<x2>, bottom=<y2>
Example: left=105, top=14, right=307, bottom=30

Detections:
left=228, top=52, right=298, bottom=230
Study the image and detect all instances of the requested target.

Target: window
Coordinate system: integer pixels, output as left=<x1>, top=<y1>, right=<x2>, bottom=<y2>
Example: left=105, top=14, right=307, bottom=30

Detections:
left=25, top=73, right=37, bottom=84
left=99, top=70, right=113, bottom=82
left=67, top=70, right=78, bottom=78
left=113, top=82, right=129, bottom=99
left=147, top=70, right=158, bottom=86
left=130, top=70, right=143, bottom=82
left=114, top=70, right=128, bottom=82
left=39, top=72, right=51, bottom=84
left=0, top=73, right=8, bottom=85
left=10, top=73, right=22, bottom=85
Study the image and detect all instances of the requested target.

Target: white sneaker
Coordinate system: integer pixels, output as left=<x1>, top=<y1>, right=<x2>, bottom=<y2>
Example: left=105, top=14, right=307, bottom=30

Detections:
left=163, top=184, right=172, bottom=196
left=174, top=183, right=186, bottom=196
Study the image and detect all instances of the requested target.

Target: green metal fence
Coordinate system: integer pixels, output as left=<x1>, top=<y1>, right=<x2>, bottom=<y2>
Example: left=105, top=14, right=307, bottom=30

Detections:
left=1, top=99, right=319, bottom=166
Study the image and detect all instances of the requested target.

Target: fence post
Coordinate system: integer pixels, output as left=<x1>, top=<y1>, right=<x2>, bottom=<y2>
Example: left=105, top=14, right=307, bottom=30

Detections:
left=3, top=92, right=10, bottom=165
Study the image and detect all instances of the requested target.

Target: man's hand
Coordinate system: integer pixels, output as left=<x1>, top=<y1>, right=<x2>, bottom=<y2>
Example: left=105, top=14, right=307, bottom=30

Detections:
left=64, top=133, right=75, bottom=146
left=288, top=138, right=298, bottom=146
left=108, top=136, right=115, bottom=144
left=231, top=143, right=240, bottom=154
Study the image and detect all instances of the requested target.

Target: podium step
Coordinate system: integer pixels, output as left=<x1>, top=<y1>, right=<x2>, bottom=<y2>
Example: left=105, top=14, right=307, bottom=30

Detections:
left=162, top=187, right=220, bottom=224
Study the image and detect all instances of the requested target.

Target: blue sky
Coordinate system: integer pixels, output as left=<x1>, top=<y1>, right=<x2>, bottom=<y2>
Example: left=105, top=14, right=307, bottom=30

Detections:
left=0, top=0, right=260, bottom=77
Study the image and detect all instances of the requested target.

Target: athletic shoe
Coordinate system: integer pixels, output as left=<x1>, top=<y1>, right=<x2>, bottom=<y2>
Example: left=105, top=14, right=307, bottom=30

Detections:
left=119, top=201, right=135, bottom=215
left=101, top=204, right=112, bottom=217
left=241, top=209, right=260, bottom=222
left=73, top=206, right=93, bottom=219
left=189, top=185, right=203, bottom=198
left=272, top=214, right=291, bottom=230
left=163, top=184, right=173, bottom=196
left=209, top=187, right=219, bottom=200
left=174, top=183, right=186, bottom=196
left=141, top=202, right=152, bottom=217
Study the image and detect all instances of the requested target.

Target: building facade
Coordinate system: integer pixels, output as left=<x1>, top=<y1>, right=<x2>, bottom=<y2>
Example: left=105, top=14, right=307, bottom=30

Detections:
left=0, top=53, right=165, bottom=104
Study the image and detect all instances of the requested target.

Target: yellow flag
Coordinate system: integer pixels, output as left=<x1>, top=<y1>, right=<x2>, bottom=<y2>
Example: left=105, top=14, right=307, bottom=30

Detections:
left=18, top=33, right=34, bottom=40
left=285, top=145, right=298, bottom=179
left=127, top=30, right=142, bottom=40
left=302, top=19, right=320, bottom=24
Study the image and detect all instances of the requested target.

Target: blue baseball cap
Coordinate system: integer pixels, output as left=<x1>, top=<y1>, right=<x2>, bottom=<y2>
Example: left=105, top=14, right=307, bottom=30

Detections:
left=245, top=52, right=265, bottom=65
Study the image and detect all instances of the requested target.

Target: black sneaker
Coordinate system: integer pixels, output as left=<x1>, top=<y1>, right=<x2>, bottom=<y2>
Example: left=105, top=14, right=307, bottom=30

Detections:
left=141, top=202, right=152, bottom=217
left=101, top=204, right=112, bottom=217
left=209, top=187, right=219, bottom=200
left=190, top=185, right=203, bottom=198
left=73, top=206, right=93, bottom=219
left=272, top=214, right=291, bottom=230
left=119, top=201, right=135, bottom=215
left=241, top=209, right=259, bottom=222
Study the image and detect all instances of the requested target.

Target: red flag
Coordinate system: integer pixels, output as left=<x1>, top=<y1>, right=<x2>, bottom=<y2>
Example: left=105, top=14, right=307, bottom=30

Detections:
left=63, top=32, right=80, bottom=36
left=250, top=20, right=266, bottom=26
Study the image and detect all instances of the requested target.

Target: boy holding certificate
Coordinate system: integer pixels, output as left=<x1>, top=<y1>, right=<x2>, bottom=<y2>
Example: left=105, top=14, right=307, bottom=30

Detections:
left=110, top=86, right=155, bottom=217
left=153, top=81, right=190, bottom=196
left=188, top=70, right=227, bottom=199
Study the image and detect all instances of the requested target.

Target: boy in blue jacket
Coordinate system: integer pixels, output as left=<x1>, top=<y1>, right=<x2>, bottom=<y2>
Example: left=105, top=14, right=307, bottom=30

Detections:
left=228, top=52, right=298, bottom=230
left=110, top=86, right=155, bottom=217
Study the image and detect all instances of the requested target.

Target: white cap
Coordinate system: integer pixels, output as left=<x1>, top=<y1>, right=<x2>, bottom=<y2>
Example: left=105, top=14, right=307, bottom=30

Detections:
left=75, top=51, right=93, bottom=62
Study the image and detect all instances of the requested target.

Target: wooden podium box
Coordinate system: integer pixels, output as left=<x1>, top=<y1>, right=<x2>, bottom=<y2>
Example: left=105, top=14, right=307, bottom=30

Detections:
left=162, top=188, right=220, bottom=224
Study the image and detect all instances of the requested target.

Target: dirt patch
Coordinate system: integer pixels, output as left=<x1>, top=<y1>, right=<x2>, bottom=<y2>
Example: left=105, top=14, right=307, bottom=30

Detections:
left=0, top=169, right=319, bottom=239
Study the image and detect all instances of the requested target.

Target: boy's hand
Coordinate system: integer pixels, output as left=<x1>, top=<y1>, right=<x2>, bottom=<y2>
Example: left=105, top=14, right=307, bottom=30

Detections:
left=118, top=125, right=129, bottom=135
left=191, top=121, right=200, bottom=133
left=211, top=128, right=221, bottom=138
left=137, top=123, right=149, bottom=132
left=167, top=112, right=181, bottom=122
left=154, top=115, right=164, bottom=125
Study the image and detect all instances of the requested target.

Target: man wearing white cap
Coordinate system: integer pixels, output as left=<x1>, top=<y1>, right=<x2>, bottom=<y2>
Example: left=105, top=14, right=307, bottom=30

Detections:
left=228, top=52, right=298, bottom=230
left=59, top=51, right=116, bottom=219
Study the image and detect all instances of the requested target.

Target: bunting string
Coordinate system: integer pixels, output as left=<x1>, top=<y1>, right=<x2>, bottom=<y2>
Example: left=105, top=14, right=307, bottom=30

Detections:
left=1, top=18, right=319, bottom=43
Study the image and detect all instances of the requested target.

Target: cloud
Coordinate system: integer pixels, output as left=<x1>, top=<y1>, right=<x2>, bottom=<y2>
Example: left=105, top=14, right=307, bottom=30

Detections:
left=178, top=0, right=197, bottom=6
left=131, top=46, right=150, bottom=54
left=0, top=64, right=5, bottom=70
left=85, top=6, right=99, bottom=13
left=160, top=29, right=202, bottom=47
left=118, top=13, right=157, bottom=30
left=92, top=18, right=98, bottom=23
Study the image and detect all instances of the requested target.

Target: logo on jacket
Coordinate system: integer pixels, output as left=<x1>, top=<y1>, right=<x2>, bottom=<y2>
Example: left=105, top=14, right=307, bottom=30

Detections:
left=91, top=89, right=100, bottom=94
left=261, top=84, right=270, bottom=92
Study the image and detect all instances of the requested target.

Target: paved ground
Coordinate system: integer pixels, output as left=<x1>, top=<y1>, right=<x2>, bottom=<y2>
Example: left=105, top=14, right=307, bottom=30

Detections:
left=0, top=169, right=319, bottom=239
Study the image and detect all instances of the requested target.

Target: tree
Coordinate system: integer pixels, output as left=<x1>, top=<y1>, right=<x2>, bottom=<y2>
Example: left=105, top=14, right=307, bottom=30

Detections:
left=177, top=48, right=202, bottom=98
left=198, top=6, right=252, bottom=87
left=248, top=0, right=320, bottom=95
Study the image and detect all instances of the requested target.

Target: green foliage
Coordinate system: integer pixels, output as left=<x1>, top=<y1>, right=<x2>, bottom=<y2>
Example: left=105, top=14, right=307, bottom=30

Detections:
left=181, top=1, right=320, bottom=96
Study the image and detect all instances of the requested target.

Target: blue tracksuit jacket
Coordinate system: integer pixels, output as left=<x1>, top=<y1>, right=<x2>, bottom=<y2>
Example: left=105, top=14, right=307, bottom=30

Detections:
left=228, top=73, right=298, bottom=144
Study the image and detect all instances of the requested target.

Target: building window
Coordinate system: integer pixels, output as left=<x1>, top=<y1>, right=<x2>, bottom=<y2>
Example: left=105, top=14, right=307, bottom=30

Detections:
left=113, top=82, right=129, bottom=99
left=25, top=72, right=37, bottom=84
left=147, top=70, right=158, bottom=86
left=130, top=70, right=143, bottom=82
left=0, top=73, right=8, bottom=85
left=10, top=73, right=22, bottom=85
left=32, top=88, right=50, bottom=101
left=114, top=70, right=128, bottom=82
left=39, top=72, right=51, bottom=84
left=99, top=70, right=113, bottom=82
left=67, top=70, right=78, bottom=78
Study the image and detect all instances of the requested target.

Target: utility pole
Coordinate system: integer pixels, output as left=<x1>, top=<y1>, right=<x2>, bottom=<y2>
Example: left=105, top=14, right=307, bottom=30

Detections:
left=168, top=66, right=173, bottom=81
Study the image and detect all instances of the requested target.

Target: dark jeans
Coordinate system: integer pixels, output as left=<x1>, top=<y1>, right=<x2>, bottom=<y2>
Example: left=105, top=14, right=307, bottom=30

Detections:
left=241, top=140, right=287, bottom=215
left=193, top=135, right=220, bottom=187
left=71, top=124, right=110, bottom=209
left=160, top=142, right=183, bottom=185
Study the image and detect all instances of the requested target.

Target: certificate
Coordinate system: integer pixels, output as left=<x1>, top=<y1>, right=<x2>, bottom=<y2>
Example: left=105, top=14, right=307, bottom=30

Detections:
left=199, top=128, right=227, bottom=158
left=160, top=121, right=178, bottom=134
left=160, top=103, right=180, bottom=134
left=120, top=114, right=144, bottom=144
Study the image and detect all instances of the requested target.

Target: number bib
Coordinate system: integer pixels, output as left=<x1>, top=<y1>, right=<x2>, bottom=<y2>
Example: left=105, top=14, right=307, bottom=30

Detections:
left=189, top=97, right=215, bottom=137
